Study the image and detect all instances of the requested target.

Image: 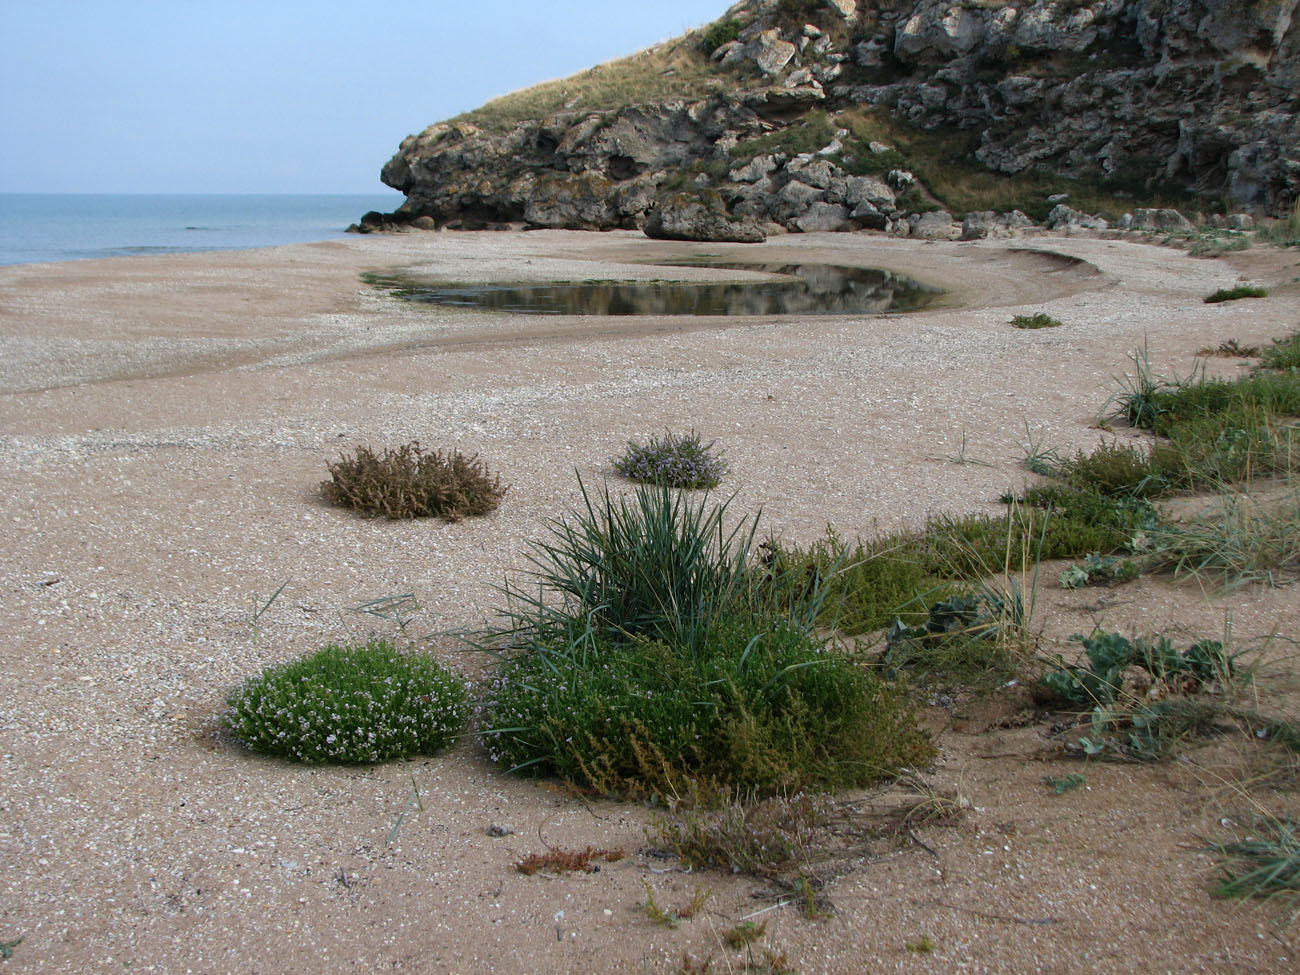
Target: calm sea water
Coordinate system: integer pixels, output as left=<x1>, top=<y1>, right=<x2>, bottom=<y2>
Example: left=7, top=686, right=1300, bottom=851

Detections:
left=0, top=193, right=403, bottom=266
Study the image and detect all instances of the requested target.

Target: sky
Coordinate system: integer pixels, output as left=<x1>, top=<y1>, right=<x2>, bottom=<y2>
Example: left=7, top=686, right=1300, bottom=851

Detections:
left=1, top=0, right=728, bottom=195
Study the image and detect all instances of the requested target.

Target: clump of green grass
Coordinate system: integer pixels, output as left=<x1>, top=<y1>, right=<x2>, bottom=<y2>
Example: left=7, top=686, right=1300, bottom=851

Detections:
left=480, top=481, right=933, bottom=796
left=1205, top=285, right=1269, bottom=303
left=1011, top=312, right=1063, bottom=329
left=223, top=640, right=469, bottom=764
left=613, top=430, right=728, bottom=489
left=770, top=490, right=1154, bottom=638
left=1147, top=489, right=1300, bottom=588
left=323, top=442, right=506, bottom=521
left=1211, top=819, right=1300, bottom=905
left=642, top=883, right=712, bottom=928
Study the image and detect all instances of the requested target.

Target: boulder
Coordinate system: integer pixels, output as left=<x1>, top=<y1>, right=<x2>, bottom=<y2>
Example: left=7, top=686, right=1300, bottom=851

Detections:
left=908, top=210, right=959, bottom=239
left=644, top=192, right=766, bottom=243
left=795, top=202, right=852, bottom=232
left=1127, top=208, right=1196, bottom=233
left=1046, top=204, right=1109, bottom=231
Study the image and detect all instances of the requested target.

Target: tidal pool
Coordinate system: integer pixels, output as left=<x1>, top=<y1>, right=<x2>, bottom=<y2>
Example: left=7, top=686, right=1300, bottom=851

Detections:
left=381, top=262, right=941, bottom=316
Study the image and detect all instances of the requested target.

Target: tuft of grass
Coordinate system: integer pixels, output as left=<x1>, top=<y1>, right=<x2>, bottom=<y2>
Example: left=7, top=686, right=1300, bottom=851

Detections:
left=1148, top=489, right=1300, bottom=588
left=613, top=429, right=728, bottom=489
left=323, top=442, right=506, bottom=521
left=1205, top=285, right=1269, bottom=303
left=1212, top=819, right=1300, bottom=904
left=514, top=846, right=625, bottom=876
left=1011, top=312, right=1063, bottom=329
left=223, top=640, right=469, bottom=764
left=905, top=935, right=936, bottom=955
left=769, top=490, right=1153, bottom=638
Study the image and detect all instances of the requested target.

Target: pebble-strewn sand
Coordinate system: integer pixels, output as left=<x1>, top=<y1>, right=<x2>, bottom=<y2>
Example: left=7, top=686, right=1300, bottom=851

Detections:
left=2, top=230, right=1298, bottom=974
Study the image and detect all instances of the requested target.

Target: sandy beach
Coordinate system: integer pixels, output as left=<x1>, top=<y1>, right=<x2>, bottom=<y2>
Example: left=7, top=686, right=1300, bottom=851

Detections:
left=2, top=229, right=1298, bottom=974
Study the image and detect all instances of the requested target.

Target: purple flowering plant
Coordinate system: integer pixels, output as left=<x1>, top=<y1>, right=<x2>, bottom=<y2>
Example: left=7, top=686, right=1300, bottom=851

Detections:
left=612, top=430, right=728, bottom=490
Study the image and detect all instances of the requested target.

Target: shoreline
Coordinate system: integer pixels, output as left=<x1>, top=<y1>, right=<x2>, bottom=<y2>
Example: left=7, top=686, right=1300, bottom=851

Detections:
left=2, top=230, right=1298, bottom=974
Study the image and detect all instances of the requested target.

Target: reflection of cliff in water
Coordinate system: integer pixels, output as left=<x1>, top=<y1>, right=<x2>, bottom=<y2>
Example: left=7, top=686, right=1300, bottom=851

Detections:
left=396, top=263, right=941, bottom=316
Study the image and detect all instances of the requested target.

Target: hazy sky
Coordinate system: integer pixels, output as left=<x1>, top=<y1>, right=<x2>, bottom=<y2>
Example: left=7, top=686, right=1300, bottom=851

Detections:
left=1, top=1, right=727, bottom=195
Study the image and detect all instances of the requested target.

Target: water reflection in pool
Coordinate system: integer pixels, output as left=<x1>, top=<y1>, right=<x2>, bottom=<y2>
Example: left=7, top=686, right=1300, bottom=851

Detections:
left=390, top=263, right=940, bottom=316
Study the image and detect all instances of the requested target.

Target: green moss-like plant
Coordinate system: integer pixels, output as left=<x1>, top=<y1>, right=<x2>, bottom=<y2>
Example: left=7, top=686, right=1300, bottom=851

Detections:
left=224, top=640, right=468, bottom=764
left=323, top=442, right=506, bottom=521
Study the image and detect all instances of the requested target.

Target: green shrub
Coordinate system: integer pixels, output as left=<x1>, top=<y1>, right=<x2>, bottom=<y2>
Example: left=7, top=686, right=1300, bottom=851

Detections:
left=483, top=623, right=933, bottom=796
left=323, top=442, right=506, bottom=521
left=612, top=430, right=728, bottom=489
left=1052, top=441, right=1171, bottom=498
left=1011, top=312, right=1063, bottom=329
left=224, top=640, right=469, bottom=763
left=698, top=18, right=741, bottom=54
left=1204, top=285, right=1268, bottom=303
left=480, top=481, right=932, bottom=796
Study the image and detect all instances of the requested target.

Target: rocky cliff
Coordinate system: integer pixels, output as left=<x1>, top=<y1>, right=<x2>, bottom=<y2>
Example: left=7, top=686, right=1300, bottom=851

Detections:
left=366, top=0, right=1298, bottom=239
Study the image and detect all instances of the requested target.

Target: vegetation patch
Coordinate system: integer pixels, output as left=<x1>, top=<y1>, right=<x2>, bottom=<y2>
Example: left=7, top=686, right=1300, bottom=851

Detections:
left=224, top=640, right=468, bottom=764
left=697, top=19, right=741, bottom=55
left=1060, top=553, right=1140, bottom=589
left=323, top=442, right=506, bottom=521
left=1258, top=330, right=1300, bottom=370
left=480, top=482, right=933, bottom=797
left=1205, top=285, right=1269, bottom=303
left=613, top=430, right=728, bottom=489
left=1011, top=312, right=1063, bottom=329
left=514, top=846, right=625, bottom=876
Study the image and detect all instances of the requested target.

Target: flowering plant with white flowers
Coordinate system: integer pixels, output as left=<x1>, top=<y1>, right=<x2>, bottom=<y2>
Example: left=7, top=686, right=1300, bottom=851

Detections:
left=223, top=640, right=468, bottom=764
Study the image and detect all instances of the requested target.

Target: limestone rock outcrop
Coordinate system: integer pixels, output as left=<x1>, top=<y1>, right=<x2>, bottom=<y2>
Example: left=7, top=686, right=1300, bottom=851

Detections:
left=367, top=0, right=1298, bottom=236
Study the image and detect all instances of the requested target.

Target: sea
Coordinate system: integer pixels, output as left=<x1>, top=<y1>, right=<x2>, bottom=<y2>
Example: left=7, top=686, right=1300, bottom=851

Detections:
left=0, top=193, right=404, bottom=266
